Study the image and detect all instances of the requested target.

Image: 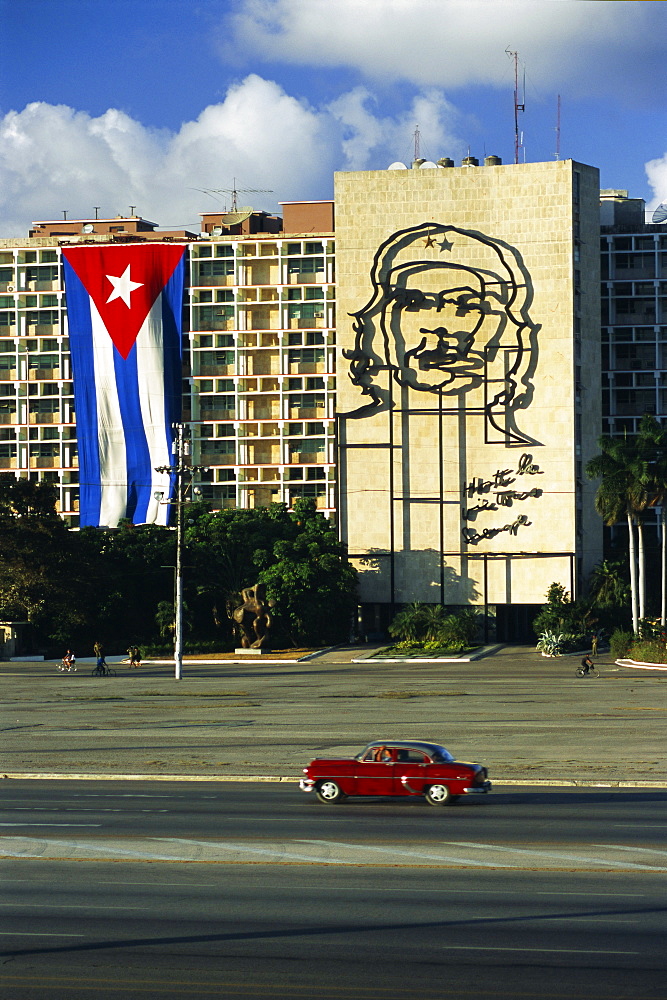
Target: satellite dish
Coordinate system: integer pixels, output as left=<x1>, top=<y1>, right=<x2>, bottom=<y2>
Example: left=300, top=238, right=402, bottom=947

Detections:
left=652, top=203, right=667, bottom=224
left=420, top=161, right=437, bottom=169
left=388, top=161, right=408, bottom=170
left=82, top=223, right=94, bottom=234
left=220, top=209, right=253, bottom=226
left=211, top=226, right=223, bottom=237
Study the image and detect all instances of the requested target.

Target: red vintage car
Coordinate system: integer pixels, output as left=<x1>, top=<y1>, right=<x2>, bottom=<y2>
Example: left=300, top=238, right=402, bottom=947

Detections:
left=299, top=740, right=491, bottom=805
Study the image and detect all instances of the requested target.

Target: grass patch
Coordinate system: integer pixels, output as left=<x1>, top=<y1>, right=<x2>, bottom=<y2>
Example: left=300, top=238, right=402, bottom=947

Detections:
left=371, top=645, right=479, bottom=659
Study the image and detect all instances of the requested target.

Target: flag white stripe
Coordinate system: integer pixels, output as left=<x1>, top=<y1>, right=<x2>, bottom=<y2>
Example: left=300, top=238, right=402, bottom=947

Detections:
left=136, top=298, right=172, bottom=526
left=90, top=300, right=128, bottom=528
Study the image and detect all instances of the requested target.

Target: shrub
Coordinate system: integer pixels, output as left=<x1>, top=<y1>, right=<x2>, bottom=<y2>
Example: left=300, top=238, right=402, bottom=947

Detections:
left=627, top=640, right=667, bottom=665
left=609, top=629, right=633, bottom=659
left=388, top=604, right=481, bottom=651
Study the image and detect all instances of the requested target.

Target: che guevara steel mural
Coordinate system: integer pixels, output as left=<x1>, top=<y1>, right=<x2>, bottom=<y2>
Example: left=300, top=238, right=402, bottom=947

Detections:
left=341, top=222, right=543, bottom=549
left=343, top=222, right=540, bottom=447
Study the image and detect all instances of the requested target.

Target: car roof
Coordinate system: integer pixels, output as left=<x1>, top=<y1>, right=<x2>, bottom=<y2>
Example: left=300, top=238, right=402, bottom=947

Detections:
left=361, top=740, right=448, bottom=754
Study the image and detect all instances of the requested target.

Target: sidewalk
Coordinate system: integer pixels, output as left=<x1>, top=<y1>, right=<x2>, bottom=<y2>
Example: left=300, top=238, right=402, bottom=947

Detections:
left=2, top=644, right=666, bottom=786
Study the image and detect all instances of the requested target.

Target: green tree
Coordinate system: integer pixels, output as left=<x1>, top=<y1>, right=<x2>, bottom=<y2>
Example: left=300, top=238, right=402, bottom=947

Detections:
left=633, top=415, right=667, bottom=627
left=257, top=498, right=358, bottom=646
left=586, top=434, right=648, bottom=634
left=588, top=559, right=630, bottom=610
left=0, top=478, right=84, bottom=645
left=187, top=503, right=294, bottom=643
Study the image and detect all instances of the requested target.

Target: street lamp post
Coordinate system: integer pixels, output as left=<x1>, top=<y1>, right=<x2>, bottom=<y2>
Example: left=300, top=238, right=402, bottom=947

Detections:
left=155, top=423, right=207, bottom=681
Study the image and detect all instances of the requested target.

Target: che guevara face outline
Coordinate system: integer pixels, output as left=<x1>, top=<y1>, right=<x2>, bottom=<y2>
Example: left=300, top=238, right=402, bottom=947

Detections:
left=379, top=261, right=489, bottom=392
left=344, top=222, right=538, bottom=443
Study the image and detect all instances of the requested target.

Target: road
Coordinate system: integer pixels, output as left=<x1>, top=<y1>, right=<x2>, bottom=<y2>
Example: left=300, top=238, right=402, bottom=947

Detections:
left=2, top=781, right=667, bottom=999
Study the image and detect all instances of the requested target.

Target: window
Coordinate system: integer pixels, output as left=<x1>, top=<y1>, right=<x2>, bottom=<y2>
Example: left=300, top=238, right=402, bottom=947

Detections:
left=287, top=258, right=324, bottom=275
left=288, top=303, right=323, bottom=321
left=197, top=260, right=234, bottom=280
left=28, top=354, right=59, bottom=369
left=202, top=440, right=235, bottom=455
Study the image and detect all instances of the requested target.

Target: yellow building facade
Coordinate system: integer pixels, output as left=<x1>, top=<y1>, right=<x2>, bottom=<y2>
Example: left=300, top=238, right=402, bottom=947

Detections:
left=334, top=160, right=601, bottom=636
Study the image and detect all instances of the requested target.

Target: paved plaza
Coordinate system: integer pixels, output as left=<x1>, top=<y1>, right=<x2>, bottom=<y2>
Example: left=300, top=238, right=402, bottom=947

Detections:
left=1, top=645, right=666, bottom=786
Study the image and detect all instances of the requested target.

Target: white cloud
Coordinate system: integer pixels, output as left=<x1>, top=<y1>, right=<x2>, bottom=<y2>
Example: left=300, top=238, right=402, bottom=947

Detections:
left=226, top=0, right=665, bottom=100
left=328, top=86, right=464, bottom=169
left=0, top=78, right=336, bottom=236
left=645, top=154, right=667, bottom=214
left=0, top=75, right=466, bottom=236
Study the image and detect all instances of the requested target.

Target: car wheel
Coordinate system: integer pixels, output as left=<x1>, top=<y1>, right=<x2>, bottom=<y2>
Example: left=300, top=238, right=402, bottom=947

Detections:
left=315, top=780, right=345, bottom=804
left=425, top=783, right=452, bottom=806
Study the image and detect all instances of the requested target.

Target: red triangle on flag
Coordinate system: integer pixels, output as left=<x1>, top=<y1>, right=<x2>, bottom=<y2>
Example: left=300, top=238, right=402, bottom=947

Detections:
left=62, top=244, right=185, bottom=359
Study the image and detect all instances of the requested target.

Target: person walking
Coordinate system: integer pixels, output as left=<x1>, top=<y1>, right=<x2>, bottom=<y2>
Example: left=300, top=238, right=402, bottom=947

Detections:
left=132, top=646, right=142, bottom=668
left=94, top=642, right=107, bottom=671
left=127, top=645, right=137, bottom=668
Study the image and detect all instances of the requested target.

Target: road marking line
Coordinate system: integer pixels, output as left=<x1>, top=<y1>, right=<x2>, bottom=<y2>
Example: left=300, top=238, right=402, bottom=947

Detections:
left=0, top=823, right=102, bottom=828
left=596, top=843, right=667, bottom=856
left=154, top=838, right=355, bottom=864
left=444, top=841, right=667, bottom=872
left=0, top=932, right=86, bottom=938
left=296, top=840, right=515, bottom=867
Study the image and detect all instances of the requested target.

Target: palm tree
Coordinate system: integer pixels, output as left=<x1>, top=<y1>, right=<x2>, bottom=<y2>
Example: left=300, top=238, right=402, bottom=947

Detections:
left=635, top=415, right=667, bottom=627
left=586, top=434, right=647, bottom=634
left=588, top=559, right=629, bottom=609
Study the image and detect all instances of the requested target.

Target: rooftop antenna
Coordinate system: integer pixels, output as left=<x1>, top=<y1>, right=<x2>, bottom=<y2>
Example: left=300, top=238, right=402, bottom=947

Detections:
left=191, top=179, right=273, bottom=212
left=555, top=94, right=561, bottom=160
left=94, top=207, right=100, bottom=220
left=413, top=124, right=421, bottom=160
left=62, top=211, right=68, bottom=221
left=506, top=48, right=525, bottom=164
left=129, top=206, right=136, bottom=217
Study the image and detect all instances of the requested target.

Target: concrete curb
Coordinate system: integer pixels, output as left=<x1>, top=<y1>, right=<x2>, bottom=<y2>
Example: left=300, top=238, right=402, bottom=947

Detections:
left=2, top=772, right=667, bottom=788
left=616, top=658, right=667, bottom=672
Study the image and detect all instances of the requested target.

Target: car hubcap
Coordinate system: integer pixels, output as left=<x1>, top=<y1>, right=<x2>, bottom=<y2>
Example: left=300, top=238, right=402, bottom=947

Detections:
left=430, top=785, right=448, bottom=802
left=320, top=782, right=338, bottom=799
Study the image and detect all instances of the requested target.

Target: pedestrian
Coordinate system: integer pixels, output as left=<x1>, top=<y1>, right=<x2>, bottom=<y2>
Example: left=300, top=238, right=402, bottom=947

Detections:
left=132, top=646, right=142, bottom=668
left=127, top=645, right=136, bottom=668
left=591, top=632, right=599, bottom=656
left=94, top=640, right=103, bottom=660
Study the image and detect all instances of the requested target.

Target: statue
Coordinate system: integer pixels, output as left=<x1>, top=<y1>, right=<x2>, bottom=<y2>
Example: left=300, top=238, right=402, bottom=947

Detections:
left=232, top=583, right=274, bottom=649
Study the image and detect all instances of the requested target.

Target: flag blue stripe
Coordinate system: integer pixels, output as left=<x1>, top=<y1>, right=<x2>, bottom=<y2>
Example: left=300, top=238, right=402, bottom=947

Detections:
left=161, top=258, right=185, bottom=522
left=62, top=260, right=102, bottom=527
left=113, top=341, right=151, bottom=523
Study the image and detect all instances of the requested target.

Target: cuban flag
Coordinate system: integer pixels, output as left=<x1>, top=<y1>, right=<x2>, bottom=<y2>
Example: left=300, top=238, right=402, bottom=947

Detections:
left=62, top=244, right=185, bottom=528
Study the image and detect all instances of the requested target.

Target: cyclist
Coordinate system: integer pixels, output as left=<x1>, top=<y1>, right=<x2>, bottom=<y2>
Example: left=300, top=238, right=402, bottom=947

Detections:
left=580, top=654, right=595, bottom=675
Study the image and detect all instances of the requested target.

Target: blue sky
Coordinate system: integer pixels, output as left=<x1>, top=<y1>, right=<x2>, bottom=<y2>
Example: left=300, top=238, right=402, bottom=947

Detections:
left=0, top=0, right=665, bottom=235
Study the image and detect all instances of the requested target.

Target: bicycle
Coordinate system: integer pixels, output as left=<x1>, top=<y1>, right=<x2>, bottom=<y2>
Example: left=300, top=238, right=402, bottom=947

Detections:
left=91, top=662, right=116, bottom=677
left=575, top=663, right=599, bottom=678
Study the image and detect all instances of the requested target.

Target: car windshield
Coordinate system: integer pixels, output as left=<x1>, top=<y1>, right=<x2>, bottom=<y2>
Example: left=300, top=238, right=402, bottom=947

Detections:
left=429, top=745, right=454, bottom=763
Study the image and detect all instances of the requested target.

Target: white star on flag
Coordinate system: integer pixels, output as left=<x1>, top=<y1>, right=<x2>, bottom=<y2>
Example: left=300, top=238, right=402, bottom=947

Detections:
left=106, top=265, right=144, bottom=307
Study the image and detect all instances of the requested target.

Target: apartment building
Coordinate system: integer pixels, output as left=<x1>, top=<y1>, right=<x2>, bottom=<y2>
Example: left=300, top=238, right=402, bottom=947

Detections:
left=600, top=190, right=667, bottom=435
left=0, top=201, right=336, bottom=521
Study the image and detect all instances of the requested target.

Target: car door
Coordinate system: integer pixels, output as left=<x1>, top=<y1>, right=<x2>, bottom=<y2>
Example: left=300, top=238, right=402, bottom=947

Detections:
left=393, top=749, right=430, bottom=796
left=354, top=745, right=396, bottom=796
